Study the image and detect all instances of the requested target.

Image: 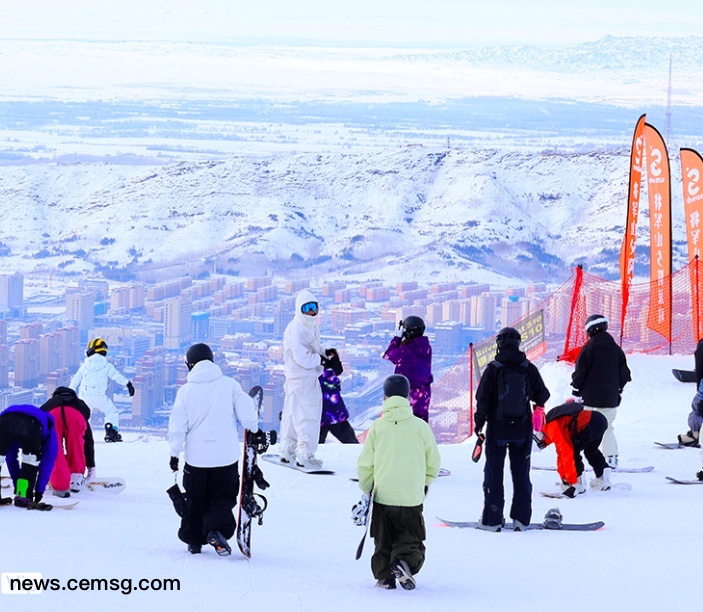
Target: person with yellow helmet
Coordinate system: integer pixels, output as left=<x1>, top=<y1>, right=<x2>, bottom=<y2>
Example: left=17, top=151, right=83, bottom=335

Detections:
left=70, top=338, right=134, bottom=443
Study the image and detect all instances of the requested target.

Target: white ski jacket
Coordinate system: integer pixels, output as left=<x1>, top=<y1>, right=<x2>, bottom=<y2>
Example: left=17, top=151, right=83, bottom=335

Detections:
left=283, top=290, right=325, bottom=380
left=70, top=353, right=129, bottom=397
left=168, top=360, right=259, bottom=468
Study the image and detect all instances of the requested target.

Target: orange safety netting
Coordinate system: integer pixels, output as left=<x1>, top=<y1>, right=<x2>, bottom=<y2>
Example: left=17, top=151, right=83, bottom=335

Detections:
left=428, top=258, right=703, bottom=444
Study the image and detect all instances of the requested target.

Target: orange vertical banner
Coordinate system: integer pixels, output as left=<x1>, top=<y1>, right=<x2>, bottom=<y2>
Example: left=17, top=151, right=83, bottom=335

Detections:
left=680, top=147, right=703, bottom=341
left=618, top=114, right=646, bottom=341
left=644, top=123, right=672, bottom=343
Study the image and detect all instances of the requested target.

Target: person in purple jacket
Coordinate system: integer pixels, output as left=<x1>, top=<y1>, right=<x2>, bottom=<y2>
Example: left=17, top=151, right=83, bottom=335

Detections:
left=383, top=316, right=433, bottom=422
left=0, top=404, right=58, bottom=510
left=318, top=352, right=358, bottom=444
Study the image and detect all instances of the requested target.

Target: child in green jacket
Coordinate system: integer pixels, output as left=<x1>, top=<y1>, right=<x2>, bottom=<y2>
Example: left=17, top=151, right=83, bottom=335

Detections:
left=355, top=374, right=441, bottom=590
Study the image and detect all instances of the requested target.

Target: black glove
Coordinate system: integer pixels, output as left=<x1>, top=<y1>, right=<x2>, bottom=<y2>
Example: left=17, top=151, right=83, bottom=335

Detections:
left=424, top=486, right=428, bottom=496
left=320, top=355, right=331, bottom=368
left=325, top=348, right=338, bottom=358
left=325, top=352, right=344, bottom=376
left=127, top=381, right=135, bottom=397
left=170, top=456, right=179, bottom=472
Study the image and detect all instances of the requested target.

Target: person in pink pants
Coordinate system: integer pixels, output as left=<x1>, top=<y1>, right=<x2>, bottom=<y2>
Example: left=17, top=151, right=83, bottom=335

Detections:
left=47, top=405, right=87, bottom=497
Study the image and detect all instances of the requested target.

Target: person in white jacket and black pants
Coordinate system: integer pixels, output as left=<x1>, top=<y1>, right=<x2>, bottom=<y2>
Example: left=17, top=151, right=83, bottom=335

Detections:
left=168, top=343, right=259, bottom=556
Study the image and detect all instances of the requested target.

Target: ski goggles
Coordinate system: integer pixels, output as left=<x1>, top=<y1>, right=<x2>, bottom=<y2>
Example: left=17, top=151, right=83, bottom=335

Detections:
left=301, top=301, right=319, bottom=316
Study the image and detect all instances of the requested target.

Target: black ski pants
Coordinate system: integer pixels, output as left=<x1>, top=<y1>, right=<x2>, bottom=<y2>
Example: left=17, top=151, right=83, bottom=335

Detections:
left=370, top=502, right=426, bottom=580
left=178, top=461, right=240, bottom=546
left=573, top=411, right=609, bottom=479
left=319, top=421, right=359, bottom=444
left=482, top=434, right=532, bottom=527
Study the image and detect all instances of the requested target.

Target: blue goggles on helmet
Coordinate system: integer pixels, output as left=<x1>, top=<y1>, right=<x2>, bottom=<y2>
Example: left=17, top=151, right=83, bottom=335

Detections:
left=301, top=301, right=319, bottom=315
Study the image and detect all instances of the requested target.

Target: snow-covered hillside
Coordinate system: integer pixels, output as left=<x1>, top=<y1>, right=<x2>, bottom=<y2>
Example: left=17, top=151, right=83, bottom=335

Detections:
left=2, top=353, right=702, bottom=612
left=0, top=147, right=686, bottom=285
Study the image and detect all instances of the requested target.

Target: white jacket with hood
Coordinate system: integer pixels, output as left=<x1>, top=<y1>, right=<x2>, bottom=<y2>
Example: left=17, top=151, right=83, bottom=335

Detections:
left=70, top=353, right=129, bottom=397
left=283, top=289, right=325, bottom=379
left=168, top=360, right=259, bottom=468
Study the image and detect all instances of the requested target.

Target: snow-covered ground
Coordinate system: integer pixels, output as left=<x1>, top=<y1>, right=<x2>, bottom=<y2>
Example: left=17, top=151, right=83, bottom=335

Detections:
left=2, top=352, right=701, bottom=611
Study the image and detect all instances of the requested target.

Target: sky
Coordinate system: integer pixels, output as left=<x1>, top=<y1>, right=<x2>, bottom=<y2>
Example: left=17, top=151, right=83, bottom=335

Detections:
left=1, top=1, right=698, bottom=47
left=2, top=352, right=702, bottom=612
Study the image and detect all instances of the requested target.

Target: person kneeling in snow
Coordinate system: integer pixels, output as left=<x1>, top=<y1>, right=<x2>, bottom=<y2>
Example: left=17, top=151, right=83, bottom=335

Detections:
left=355, top=374, right=441, bottom=591
left=535, top=401, right=612, bottom=497
left=678, top=381, right=703, bottom=448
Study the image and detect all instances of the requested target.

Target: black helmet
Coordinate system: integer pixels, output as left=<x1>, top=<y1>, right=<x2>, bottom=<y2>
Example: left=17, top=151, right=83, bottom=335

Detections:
left=87, top=337, right=108, bottom=357
left=496, top=327, right=521, bottom=348
left=401, top=315, right=426, bottom=339
left=185, top=343, right=214, bottom=371
left=585, top=314, right=608, bottom=337
left=383, top=374, right=411, bottom=399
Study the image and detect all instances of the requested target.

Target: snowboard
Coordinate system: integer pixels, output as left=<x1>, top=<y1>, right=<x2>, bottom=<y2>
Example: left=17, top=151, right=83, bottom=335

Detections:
left=672, top=368, right=696, bottom=383
left=261, top=453, right=335, bottom=475
left=665, top=476, right=703, bottom=485
left=533, top=465, right=654, bottom=474
left=654, top=442, right=690, bottom=450
left=540, top=482, right=632, bottom=499
left=86, top=477, right=126, bottom=494
left=437, top=517, right=605, bottom=531
left=355, top=487, right=374, bottom=560
left=236, top=386, right=273, bottom=559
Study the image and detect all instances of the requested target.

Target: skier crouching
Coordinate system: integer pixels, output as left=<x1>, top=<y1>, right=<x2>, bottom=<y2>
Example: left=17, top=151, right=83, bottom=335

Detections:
left=355, top=375, right=441, bottom=590
left=535, top=401, right=612, bottom=496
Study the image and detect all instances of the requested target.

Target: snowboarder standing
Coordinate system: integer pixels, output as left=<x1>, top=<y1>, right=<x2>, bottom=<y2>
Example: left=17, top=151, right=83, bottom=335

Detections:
left=279, top=290, right=332, bottom=469
left=40, top=386, right=96, bottom=497
left=383, top=316, right=433, bottom=422
left=70, top=338, right=135, bottom=443
left=535, top=401, right=612, bottom=496
left=0, top=404, right=58, bottom=510
left=318, top=351, right=358, bottom=444
left=355, top=374, right=441, bottom=590
left=474, top=327, right=550, bottom=531
left=571, top=314, right=631, bottom=469
left=168, top=343, right=260, bottom=556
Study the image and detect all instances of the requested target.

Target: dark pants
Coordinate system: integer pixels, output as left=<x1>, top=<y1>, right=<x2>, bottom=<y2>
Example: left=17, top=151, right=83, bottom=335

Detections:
left=482, top=435, right=532, bottom=527
left=0, top=413, right=43, bottom=497
left=573, top=411, right=609, bottom=479
left=178, top=462, right=240, bottom=546
left=370, top=502, right=426, bottom=580
left=319, top=421, right=359, bottom=444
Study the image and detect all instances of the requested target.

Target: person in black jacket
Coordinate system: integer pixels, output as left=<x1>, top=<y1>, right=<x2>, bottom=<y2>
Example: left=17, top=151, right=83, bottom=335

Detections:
left=695, top=338, right=703, bottom=390
left=40, top=387, right=96, bottom=495
left=474, top=327, right=550, bottom=531
left=571, top=314, right=631, bottom=469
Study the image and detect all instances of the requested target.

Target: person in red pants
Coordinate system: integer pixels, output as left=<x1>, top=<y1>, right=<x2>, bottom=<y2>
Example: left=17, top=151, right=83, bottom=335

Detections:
left=40, top=387, right=95, bottom=497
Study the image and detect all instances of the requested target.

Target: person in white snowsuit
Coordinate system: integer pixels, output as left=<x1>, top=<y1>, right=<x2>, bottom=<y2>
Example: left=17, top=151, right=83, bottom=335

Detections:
left=168, top=343, right=260, bottom=556
left=70, top=338, right=134, bottom=440
left=279, top=290, right=330, bottom=469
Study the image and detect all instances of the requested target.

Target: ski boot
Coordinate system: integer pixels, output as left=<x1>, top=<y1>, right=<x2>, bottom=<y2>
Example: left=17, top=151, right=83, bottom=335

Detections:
left=390, top=559, right=416, bottom=590
left=207, top=530, right=231, bottom=557
left=104, top=423, right=123, bottom=443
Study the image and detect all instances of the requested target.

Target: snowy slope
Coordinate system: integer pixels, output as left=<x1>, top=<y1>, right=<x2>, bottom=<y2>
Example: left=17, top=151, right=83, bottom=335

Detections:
left=0, top=147, right=685, bottom=285
left=3, top=353, right=701, bottom=611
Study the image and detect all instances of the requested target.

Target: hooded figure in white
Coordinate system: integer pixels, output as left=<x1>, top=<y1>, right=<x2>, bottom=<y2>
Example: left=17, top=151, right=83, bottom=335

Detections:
left=70, top=353, right=129, bottom=429
left=280, top=290, right=327, bottom=468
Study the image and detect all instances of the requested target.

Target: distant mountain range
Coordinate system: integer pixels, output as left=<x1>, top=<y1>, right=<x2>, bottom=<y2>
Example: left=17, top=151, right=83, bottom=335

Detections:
left=0, top=147, right=689, bottom=287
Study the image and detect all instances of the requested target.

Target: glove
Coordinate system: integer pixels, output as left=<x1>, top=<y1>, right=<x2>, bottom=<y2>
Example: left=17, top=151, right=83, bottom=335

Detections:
left=127, top=381, right=135, bottom=397
left=471, top=432, right=485, bottom=463
left=169, top=456, right=179, bottom=472
left=532, top=406, right=545, bottom=432
left=424, top=486, right=429, bottom=496
left=87, top=467, right=97, bottom=480
left=351, top=493, right=371, bottom=526
left=247, top=429, right=268, bottom=446
left=325, top=348, right=338, bottom=359
left=560, top=480, right=577, bottom=498
left=320, top=355, right=331, bottom=368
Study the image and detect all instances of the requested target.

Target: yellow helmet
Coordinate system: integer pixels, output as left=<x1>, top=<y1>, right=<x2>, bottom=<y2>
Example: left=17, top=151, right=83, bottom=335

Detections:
left=87, top=337, right=108, bottom=357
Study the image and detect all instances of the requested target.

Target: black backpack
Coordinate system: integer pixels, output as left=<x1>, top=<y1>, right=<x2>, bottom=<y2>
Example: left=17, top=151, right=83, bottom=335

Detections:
left=491, top=360, right=531, bottom=426
left=545, top=403, right=584, bottom=435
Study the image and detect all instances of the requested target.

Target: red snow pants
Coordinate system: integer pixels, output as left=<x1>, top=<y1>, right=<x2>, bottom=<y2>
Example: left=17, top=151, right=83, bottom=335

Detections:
left=49, top=406, right=87, bottom=491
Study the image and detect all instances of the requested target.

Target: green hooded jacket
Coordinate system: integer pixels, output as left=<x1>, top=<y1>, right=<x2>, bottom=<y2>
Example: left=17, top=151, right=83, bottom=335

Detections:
left=357, top=395, right=441, bottom=506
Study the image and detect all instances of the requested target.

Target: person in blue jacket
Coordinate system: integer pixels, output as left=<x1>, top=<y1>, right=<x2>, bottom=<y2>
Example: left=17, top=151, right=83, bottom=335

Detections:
left=0, top=404, right=58, bottom=510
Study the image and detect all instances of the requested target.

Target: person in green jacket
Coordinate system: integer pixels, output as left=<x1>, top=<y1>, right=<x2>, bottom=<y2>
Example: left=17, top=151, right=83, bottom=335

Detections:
left=355, top=374, right=441, bottom=591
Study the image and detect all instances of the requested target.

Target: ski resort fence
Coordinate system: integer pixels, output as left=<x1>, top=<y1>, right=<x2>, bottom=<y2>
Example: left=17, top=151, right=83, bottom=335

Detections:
left=429, top=259, right=703, bottom=444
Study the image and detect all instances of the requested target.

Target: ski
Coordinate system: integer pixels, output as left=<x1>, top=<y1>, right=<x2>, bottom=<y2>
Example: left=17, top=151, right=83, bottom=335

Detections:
left=438, top=468, right=451, bottom=477
left=533, top=465, right=654, bottom=474
left=86, top=477, right=126, bottom=494
left=261, top=453, right=335, bottom=475
left=654, top=442, right=684, bottom=449
left=672, top=368, right=696, bottom=383
left=541, top=482, right=631, bottom=498
left=437, top=517, right=604, bottom=531
left=355, top=487, right=374, bottom=560
left=236, top=386, right=274, bottom=559
left=665, top=476, right=703, bottom=485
